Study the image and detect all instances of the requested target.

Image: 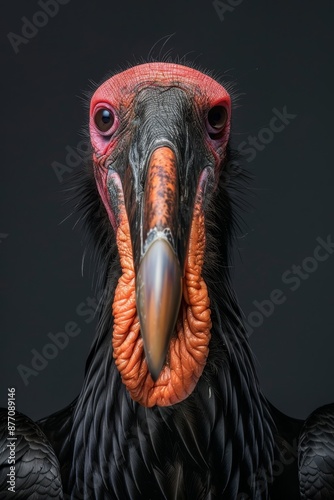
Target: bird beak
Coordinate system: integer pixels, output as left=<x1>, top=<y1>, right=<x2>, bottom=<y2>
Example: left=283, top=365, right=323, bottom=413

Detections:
left=135, top=147, right=182, bottom=381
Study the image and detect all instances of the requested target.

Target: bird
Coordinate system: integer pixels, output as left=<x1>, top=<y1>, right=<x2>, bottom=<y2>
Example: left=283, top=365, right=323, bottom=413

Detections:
left=1, top=61, right=334, bottom=499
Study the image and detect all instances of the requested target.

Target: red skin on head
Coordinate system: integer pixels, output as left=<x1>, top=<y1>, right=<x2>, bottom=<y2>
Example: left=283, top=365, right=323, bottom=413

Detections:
left=90, top=63, right=231, bottom=157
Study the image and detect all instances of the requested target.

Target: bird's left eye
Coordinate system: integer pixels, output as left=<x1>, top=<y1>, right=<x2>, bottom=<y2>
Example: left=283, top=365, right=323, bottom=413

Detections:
left=207, top=105, right=228, bottom=138
left=94, top=107, right=115, bottom=133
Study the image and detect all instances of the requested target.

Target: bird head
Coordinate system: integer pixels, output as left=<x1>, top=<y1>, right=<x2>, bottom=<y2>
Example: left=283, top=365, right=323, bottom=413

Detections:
left=89, top=62, right=232, bottom=407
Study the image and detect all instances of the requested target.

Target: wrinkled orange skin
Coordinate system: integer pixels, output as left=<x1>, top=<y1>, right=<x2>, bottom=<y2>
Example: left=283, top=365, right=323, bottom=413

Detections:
left=112, top=192, right=211, bottom=407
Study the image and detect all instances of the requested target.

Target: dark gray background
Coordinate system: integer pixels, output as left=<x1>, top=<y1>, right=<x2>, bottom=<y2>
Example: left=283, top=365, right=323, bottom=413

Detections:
left=0, top=0, right=333, bottom=421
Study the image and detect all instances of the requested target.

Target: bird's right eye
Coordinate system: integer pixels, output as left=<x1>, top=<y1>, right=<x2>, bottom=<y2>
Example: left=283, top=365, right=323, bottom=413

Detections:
left=207, top=105, right=228, bottom=139
left=94, top=107, right=115, bottom=133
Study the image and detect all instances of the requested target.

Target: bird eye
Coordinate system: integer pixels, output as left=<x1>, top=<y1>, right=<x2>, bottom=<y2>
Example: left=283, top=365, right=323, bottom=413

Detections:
left=207, top=106, right=228, bottom=138
left=94, top=107, right=115, bottom=133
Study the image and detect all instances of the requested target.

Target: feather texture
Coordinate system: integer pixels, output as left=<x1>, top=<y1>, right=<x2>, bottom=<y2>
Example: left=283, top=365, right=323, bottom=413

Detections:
left=0, top=410, right=63, bottom=499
